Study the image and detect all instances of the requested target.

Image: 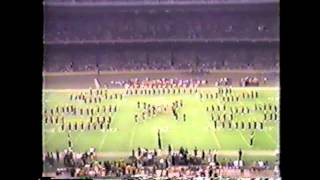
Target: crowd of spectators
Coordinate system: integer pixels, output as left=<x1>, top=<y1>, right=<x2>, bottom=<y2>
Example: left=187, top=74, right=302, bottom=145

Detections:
left=43, top=146, right=280, bottom=179
left=43, top=45, right=279, bottom=73
left=44, top=11, right=278, bottom=42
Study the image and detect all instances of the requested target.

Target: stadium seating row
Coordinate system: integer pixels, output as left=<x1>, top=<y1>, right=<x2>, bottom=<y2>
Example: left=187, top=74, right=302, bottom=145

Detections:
left=44, top=43, right=279, bottom=72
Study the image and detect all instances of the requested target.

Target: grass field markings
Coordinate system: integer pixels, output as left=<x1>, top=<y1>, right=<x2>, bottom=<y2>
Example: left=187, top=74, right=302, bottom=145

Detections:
left=98, top=132, right=109, bottom=151
left=263, top=130, right=277, bottom=146
left=255, top=96, right=279, bottom=147
left=211, top=130, right=222, bottom=149
left=128, top=124, right=137, bottom=150
left=237, top=130, right=251, bottom=148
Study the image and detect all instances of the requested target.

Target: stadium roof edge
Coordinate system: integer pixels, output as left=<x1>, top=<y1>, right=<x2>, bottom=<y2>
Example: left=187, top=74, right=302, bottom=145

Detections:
left=44, top=0, right=279, bottom=7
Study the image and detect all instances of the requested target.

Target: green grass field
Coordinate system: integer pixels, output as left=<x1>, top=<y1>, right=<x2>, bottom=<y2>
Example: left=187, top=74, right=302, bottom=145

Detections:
left=43, top=87, right=279, bottom=162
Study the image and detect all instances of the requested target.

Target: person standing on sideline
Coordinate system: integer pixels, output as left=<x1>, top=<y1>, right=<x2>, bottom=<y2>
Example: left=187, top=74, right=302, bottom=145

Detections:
left=238, top=148, right=242, bottom=161
left=157, top=129, right=162, bottom=150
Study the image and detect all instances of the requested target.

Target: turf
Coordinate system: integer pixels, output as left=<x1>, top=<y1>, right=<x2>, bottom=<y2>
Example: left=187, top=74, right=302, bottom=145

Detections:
left=43, top=87, right=279, bottom=159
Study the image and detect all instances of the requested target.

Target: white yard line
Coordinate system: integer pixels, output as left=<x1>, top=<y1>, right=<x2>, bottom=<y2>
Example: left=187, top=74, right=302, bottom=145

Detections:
left=263, top=130, right=277, bottom=146
left=212, top=131, right=222, bottom=149
left=255, top=95, right=279, bottom=147
left=237, top=130, right=251, bottom=148
left=98, top=133, right=109, bottom=151
left=128, top=125, right=137, bottom=150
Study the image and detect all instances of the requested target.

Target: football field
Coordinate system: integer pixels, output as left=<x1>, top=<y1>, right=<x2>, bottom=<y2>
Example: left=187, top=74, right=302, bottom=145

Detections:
left=43, top=87, right=279, bottom=162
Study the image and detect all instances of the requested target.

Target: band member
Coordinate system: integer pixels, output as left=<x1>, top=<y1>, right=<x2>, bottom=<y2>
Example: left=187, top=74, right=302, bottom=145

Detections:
left=183, top=114, right=186, bottom=122
left=134, top=114, right=138, bottom=123
left=44, top=116, right=48, bottom=124
left=108, top=116, right=111, bottom=123
left=250, top=131, right=255, bottom=146
left=214, top=120, right=217, bottom=128
left=158, top=129, right=162, bottom=149
left=137, top=101, right=140, bottom=109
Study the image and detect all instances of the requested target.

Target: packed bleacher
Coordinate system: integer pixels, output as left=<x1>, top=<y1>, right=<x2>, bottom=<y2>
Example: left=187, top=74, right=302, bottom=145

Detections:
left=43, top=43, right=279, bottom=72
left=44, top=11, right=278, bottom=42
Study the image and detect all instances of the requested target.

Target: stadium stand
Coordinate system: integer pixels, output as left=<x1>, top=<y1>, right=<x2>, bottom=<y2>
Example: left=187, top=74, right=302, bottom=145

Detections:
left=44, top=42, right=279, bottom=72
left=44, top=10, right=278, bottom=42
left=43, top=1, right=279, bottom=73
